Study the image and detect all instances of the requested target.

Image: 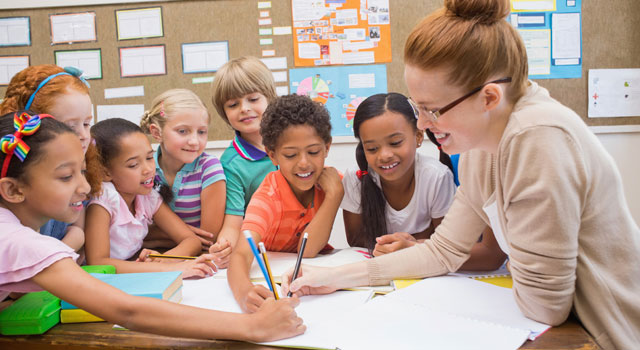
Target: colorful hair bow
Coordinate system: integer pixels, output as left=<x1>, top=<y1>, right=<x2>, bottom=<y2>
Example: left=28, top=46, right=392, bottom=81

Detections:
left=1, top=112, right=52, bottom=178
left=24, top=66, right=90, bottom=111
left=356, top=170, right=368, bottom=179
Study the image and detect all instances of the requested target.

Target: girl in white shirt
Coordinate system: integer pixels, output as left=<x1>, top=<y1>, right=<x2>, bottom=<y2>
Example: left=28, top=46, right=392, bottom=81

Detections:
left=341, top=93, right=456, bottom=256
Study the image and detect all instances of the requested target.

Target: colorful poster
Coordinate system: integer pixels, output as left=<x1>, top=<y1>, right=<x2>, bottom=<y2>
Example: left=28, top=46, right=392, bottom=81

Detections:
left=291, top=0, right=391, bottom=67
left=509, top=0, right=582, bottom=79
left=290, top=64, right=387, bottom=136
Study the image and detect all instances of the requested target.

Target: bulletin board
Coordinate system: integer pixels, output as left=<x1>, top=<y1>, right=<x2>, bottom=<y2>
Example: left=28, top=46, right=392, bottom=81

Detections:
left=0, top=0, right=638, bottom=144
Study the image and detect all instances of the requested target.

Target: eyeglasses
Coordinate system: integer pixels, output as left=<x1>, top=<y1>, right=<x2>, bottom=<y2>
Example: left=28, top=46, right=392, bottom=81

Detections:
left=407, top=77, right=512, bottom=123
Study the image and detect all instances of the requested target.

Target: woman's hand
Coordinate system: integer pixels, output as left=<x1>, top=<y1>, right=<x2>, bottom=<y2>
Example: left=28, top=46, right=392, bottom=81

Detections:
left=247, top=297, right=306, bottom=342
left=373, top=232, right=418, bottom=257
left=281, top=265, right=339, bottom=297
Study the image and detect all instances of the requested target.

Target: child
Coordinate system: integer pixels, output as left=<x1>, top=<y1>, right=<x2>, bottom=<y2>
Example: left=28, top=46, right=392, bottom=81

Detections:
left=0, top=111, right=305, bottom=341
left=209, top=56, right=278, bottom=268
left=341, top=93, right=456, bottom=256
left=0, top=64, right=100, bottom=253
left=140, top=89, right=226, bottom=252
left=228, top=94, right=343, bottom=313
left=84, top=118, right=205, bottom=276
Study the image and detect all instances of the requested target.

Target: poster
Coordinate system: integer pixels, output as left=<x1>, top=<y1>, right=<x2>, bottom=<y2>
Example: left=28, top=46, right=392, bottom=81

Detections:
left=291, top=0, right=391, bottom=67
left=290, top=64, right=387, bottom=136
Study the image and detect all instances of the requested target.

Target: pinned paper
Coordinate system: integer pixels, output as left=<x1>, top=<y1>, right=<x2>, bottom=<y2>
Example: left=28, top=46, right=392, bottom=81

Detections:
left=262, top=49, right=276, bottom=57
left=0, top=17, right=30, bottom=47
left=260, top=10, right=270, bottom=18
left=259, top=18, right=272, bottom=26
left=273, top=26, right=292, bottom=35
left=119, top=45, right=166, bottom=77
left=116, top=7, right=163, bottom=40
left=55, top=49, right=102, bottom=79
left=272, top=71, right=288, bottom=83
left=104, top=86, right=144, bottom=99
left=258, top=1, right=271, bottom=9
left=260, top=57, right=287, bottom=70
left=0, top=56, right=29, bottom=85
left=275, top=86, right=289, bottom=96
left=259, top=28, right=273, bottom=36
left=259, top=38, right=273, bottom=45
left=96, top=104, right=145, bottom=124
left=181, top=41, right=228, bottom=74
left=192, top=76, right=214, bottom=84
left=50, top=12, right=96, bottom=44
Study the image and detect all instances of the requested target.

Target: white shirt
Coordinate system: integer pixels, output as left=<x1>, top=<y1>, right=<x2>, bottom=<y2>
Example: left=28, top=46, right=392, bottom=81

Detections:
left=341, top=153, right=456, bottom=235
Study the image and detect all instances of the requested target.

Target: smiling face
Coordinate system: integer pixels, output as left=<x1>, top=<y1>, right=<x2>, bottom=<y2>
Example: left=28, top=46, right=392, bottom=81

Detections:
left=223, top=92, right=269, bottom=137
left=159, top=108, right=209, bottom=165
left=17, top=132, right=90, bottom=229
left=359, top=110, right=423, bottom=185
left=267, top=124, right=330, bottom=202
left=104, top=132, right=156, bottom=207
left=404, top=64, right=492, bottom=155
left=47, top=89, right=93, bottom=154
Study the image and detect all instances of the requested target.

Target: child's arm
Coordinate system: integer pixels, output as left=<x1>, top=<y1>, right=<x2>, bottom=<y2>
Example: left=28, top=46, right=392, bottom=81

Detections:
left=61, top=207, right=86, bottom=252
left=85, top=204, right=212, bottom=276
left=208, top=214, right=243, bottom=269
left=200, top=180, right=226, bottom=242
left=459, top=226, right=507, bottom=271
left=227, top=231, right=274, bottom=313
left=299, top=167, right=343, bottom=257
left=343, top=210, right=368, bottom=247
left=152, top=202, right=202, bottom=256
left=31, top=258, right=305, bottom=342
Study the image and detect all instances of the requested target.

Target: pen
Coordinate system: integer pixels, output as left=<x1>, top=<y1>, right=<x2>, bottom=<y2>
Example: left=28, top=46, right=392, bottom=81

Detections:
left=148, top=254, right=196, bottom=260
left=259, top=242, right=279, bottom=300
left=287, top=232, right=308, bottom=297
left=243, top=230, right=274, bottom=292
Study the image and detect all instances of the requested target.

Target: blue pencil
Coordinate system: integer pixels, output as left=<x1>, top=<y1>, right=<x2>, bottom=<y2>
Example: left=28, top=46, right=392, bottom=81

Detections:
left=243, top=230, right=274, bottom=292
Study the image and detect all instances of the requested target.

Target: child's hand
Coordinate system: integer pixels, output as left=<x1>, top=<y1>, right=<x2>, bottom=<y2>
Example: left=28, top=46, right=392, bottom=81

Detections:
left=241, top=284, right=274, bottom=313
left=373, top=232, right=418, bottom=257
left=178, top=254, right=217, bottom=279
left=208, top=238, right=232, bottom=269
left=136, top=248, right=160, bottom=262
left=187, top=224, right=215, bottom=248
left=281, top=265, right=339, bottom=297
left=247, top=297, right=306, bottom=342
left=315, top=167, right=344, bottom=199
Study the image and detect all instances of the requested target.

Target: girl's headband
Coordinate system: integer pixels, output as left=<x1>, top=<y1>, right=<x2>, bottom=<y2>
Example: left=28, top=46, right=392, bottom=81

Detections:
left=24, top=66, right=90, bottom=111
left=0, top=112, right=53, bottom=178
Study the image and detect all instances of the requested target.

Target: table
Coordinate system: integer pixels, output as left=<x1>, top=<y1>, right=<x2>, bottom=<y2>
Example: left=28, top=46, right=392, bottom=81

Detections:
left=0, top=316, right=599, bottom=350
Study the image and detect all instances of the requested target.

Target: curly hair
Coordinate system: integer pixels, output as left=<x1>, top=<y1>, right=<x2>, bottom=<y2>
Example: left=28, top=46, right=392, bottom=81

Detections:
left=260, top=94, right=332, bottom=151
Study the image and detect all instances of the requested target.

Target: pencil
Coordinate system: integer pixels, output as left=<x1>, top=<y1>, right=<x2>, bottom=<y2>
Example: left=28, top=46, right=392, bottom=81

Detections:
left=259, top=242, right=279, bottom=300
left=287, top=232, right=308, bottom=297
left=243, top=230, right=274, bottom=293
left=148, top=254, right=196, bottom=260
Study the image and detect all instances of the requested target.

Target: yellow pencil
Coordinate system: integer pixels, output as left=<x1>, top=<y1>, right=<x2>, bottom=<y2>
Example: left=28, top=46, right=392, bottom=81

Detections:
left=148, top=254, right=196, bottom=260
left=258, top=242, right=279, bottom=300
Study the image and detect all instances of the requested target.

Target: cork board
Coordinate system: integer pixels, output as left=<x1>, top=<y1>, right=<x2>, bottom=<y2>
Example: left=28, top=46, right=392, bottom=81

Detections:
left=0, top=0, right=639, bottom=143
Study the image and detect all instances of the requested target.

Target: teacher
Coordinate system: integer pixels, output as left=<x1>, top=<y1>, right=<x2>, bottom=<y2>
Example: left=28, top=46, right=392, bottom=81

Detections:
left=282, top=0, right=640, bottom=349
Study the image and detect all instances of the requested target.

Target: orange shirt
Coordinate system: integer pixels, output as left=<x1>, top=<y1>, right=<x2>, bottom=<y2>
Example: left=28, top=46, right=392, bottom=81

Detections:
left=241, top=170, right=332, bottom=253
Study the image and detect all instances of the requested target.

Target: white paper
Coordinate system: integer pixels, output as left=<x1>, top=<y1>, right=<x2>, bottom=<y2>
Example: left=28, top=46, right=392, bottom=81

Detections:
left=260, top=56, right=287, bottom=70
left=261, top=49, right=275, bottom=57
left=342, top=51, right=375, bottom=64
left=512, top=0, right=555, bottom=11
left=292, top=0, right=326, bottom=21
left=258, top=18, right=272, bottom=26
left=116, top=7, right=163, bottom=40
left=96, top=104, right=145, bottom=124
left=329, top=41, right=343, bottom=64
left=257, top=1, right=271, bottom=9
left=272, top=71, right=288, bottom=83
left=298, top=42, right=321, bottom=59
left=55, top=50, right=101, bottom=79
left=519, top=29, right=550, bottom=75
left=348, top=73, right=376, bottom=89
left=259, top=38, right=273, bottom=45
left=588, top=69, right=640, bottom=118
left=181, top=41, right=228, bottom=73
left=0, top=56, right=28, bottom=85
left=0, top=17, right=30, bottom=46
left=104, top=86, right=144, bottom=99
left=50, top=12, right=96, bottom=44
left=258, top=28, right=272, bottom=35
left=385, top=276, right=550, bottom=340
left=275, top=86, right=289, bottom=96
left=119, top=46, right=166, bottom=77
left=344, top=28, right=366, bottom=41
left=342, top=40, right=375, bottom=51
left=273, top=26, right=292, bottom=35
left=518, top=15, right=545, bottom=24
left=552, top=12, right=581, bottom=60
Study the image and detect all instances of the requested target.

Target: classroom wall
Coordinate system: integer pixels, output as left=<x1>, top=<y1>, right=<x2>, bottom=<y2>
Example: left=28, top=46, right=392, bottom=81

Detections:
left=205, top=129, right=640, bottom=250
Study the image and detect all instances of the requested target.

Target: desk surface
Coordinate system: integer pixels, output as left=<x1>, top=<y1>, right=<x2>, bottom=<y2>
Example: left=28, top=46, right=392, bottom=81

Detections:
left=1, top=317, right=599, bottom=350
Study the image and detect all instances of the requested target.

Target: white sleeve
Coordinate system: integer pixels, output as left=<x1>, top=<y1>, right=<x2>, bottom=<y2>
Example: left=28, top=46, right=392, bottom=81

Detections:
left=340, top=169, right=363, bottom=214
left=424, top=163, right=456, bottom=218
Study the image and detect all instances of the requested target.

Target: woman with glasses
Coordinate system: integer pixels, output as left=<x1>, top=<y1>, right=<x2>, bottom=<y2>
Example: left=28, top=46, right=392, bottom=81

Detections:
left=282, top=0, right=640, bottom=348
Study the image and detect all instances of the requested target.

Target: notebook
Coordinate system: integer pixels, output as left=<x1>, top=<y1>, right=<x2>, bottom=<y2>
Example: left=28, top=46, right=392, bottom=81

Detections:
left=60, top=271, right=182, bottom=310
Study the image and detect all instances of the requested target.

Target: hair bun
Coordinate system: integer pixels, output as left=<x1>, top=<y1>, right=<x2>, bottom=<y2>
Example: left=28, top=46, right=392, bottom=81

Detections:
left=445, top=0, right=510, bottom=25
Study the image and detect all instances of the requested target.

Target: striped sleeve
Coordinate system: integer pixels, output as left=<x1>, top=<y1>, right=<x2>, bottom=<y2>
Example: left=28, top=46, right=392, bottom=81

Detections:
left=200, top=154, right=226, bottom=189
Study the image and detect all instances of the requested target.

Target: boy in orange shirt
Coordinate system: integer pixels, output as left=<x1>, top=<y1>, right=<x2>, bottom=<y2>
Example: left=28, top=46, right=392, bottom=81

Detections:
left=228, top=94, right=343, bottom=313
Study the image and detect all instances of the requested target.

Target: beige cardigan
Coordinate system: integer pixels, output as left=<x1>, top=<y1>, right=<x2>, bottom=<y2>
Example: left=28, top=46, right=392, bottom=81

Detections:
left=366, top=82, right=640, bottom=350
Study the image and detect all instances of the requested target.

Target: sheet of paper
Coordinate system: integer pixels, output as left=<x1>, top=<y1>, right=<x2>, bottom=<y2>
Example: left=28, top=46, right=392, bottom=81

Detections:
left=260, top=56, right=287, bottom=70
left=258, top=28, right=272, bottom=36
left=96, top=104, right=144, bottom=124
left=0, top=56, right=29, bottom=85
left=0, top=17, right=30, bottom=46
left=116, top=7, right=163, bottom=40
left=551, top=12, right=581, bottom=61
left=292, top=0, right=326, bottom=21
left=258, top=18, right=272, bottom=26
left=272, top=71, right=288, bottom=83
left=257, top=1, right=271, bottom=9
left=192, top=76, right=214, bottom=84
left=298, top=43, right=320, bottom=59
left=259, top=38, right=273, bottom=45
left=511, top=0, right=556, bottom=11
left=104, top=86, right=144, bottom=99
left=385, top=276, right=550, bottom=340
left=261, top=49, right=275, bottom=57
left=588, top=68, right=640, bottom=118
left=119, top=45, right=166, bottom=77
left=342, top=51, right=375, bottom=64
left=273, top=26, right=292, bottom=35
left=519, top=29, right=550, bottom=75
left=181, top=41, right=228, bottom=74
left=275, top=86, right=289, bottom=96
left=50, top=12, right=96, bottom=44
left=348, top=73, right=376, bottom=89
left=54, top=49, right=102, bottom=79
